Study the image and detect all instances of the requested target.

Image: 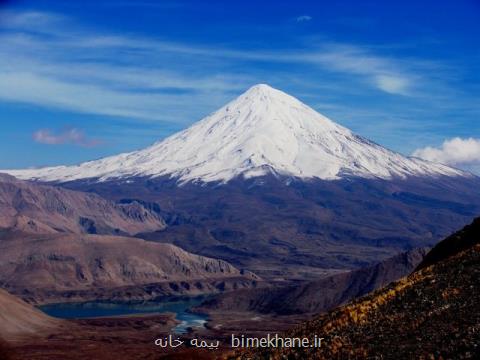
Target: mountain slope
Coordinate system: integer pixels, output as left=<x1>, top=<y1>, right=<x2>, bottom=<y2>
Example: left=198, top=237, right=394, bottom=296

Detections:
left=0, top=233, right=256, bottom=303
left=0, top=173, right=165, bottom=235
left=0, top=175, right=257, bottom=303
left=67, top=174, right=480, bottom=279
left=0, top=288, right=59, bottom=342
left=417, top=216, right=480, bottom=270
left=241, top=218, right=480, bottom=360
left=4, top=84, right=464, bottom=184
left=202, top=248, right=427, bottom=315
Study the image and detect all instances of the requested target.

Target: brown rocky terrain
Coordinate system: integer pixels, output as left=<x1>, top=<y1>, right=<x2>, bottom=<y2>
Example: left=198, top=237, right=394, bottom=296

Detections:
left=2, top=219, right=477, bottom=360
left=0, top=233, right=258, bottom=304
left=0, top=289, right=60, bottom=342
left=417, top=216, right=480, bottom=270
left=236, top=217, right=480, bottom=360
left=0, top=173, right=165, bottom=236
left=0, top=174, right=259, bottom=304
left=201, top=247, right=426, bottom=315
left=64, top=174, right=480, bottom=282
left=0, top=287, right=181, bottom=360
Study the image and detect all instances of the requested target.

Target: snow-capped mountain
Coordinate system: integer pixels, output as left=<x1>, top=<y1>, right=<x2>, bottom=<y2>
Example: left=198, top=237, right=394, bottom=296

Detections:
left=5, top=84, right=479, bottom=279
left=6, top=84, right=464, bottom=183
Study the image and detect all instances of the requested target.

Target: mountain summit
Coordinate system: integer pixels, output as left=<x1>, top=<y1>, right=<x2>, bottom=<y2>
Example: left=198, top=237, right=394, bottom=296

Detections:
left=6, top=84, right=464, bottom=183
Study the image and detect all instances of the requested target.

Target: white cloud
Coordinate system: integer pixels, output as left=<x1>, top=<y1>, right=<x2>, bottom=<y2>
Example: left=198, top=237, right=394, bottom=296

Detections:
left=296, top=15, right=312, bottom=22
left=375, top=74, right=410, bottom=95
left=0, top=71, right=237, bottom=121
left=33, top=128, right=101, bottom=147
left=0, top=10, right=253, bottom=123
left=294, top=45, right=415, bottom=95
left=413, top=137, right=480, bottom=166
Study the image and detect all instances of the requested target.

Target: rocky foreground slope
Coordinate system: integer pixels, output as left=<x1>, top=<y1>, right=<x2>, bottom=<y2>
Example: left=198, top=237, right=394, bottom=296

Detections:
left=236, top=218, right=480, bottom=359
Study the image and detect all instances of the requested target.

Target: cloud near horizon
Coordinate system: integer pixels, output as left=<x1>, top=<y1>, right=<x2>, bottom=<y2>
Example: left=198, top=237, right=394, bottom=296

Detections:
left=413, top=137, right=480, bottom=167
left=33, top=128, right=101, bottom=147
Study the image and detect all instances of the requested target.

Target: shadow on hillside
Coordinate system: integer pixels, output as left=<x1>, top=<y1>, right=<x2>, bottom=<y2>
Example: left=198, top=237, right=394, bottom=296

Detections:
left=0, top=339, right=16, bottom=360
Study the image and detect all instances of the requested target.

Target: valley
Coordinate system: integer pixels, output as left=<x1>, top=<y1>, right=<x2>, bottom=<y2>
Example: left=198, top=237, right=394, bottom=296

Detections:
left=1, top=218, right=478, bottom=359
left=65, top=174, right=480, bottom=280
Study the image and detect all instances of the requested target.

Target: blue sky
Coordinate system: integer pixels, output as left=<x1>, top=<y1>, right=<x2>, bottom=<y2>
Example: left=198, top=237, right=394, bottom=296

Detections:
left=1, top=0, right=479, bottom=172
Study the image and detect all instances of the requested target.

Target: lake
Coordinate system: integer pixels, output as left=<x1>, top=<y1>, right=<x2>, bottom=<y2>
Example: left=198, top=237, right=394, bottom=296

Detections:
left=38, top=296, right=208, bottom=334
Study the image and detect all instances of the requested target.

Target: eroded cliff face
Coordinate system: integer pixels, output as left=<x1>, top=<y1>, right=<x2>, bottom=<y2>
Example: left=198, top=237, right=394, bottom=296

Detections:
left=0, top=233, right=259, bottom=304
left=0, top=173, right=166, bottom=236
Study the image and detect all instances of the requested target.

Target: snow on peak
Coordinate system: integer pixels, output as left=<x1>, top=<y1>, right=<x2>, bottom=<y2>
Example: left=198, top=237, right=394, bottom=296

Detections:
left=5, top=84, right=464, bottom=183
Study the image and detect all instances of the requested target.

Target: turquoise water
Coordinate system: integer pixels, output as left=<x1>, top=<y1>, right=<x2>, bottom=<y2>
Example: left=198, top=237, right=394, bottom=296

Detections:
left=38, top=296, right=208, bottom=334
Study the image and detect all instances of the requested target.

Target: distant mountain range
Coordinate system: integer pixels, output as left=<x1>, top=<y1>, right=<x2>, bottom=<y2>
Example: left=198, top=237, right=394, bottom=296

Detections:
left=4, top=84, right=480, bottom=280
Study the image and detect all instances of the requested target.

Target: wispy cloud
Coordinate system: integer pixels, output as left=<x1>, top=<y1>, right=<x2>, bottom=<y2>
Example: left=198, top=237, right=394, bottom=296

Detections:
left=375, top=75, right=410, bottom=94
left=290, top=44, right=417, bottom=95
left=0, top=10, right=253, bottom=122
left=0, top=10, right=64, bottom=30
left=413, top=137, right=480, bottom=168
left=33, top=128, right=102, bottom=147
left=296, top=15, right=312, bottom=22
left=0, top=9, right=461, bottom=124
